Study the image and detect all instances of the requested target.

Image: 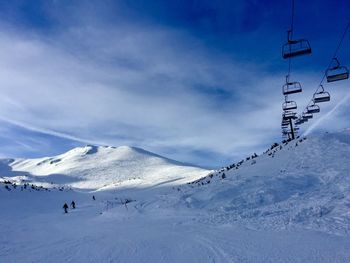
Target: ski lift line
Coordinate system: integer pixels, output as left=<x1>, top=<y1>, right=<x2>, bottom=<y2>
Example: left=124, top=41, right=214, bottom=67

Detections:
left=318, top=21, right=350, bottom=87
left=283, top=0, right=311, bottom=61
left=288, top=0, right=294, bottom=75
left=294, top=21, right=350, bottom=130
left=326, top=58, right=349, bottom=82
left=290, top=0, right=295, bottom=38
left=280, top=0, right=310, bottom=138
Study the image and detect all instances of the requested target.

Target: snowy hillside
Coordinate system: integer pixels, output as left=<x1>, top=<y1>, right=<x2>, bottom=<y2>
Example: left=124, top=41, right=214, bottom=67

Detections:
left=176, top=130, right=350, bottom=235
left=1, top=131, right=350, bottom=262
left=0, top=145, right=209, bottom=190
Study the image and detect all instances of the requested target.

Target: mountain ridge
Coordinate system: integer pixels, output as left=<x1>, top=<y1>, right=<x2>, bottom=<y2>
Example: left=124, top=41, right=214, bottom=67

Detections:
left=0, top=144, right=210, bottom=190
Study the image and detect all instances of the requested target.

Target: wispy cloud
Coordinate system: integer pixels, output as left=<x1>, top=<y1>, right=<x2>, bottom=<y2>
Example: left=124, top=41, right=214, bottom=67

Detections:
left=0, top=2, right=349, bottom=166
left=304, top=93, right=350, bottom=136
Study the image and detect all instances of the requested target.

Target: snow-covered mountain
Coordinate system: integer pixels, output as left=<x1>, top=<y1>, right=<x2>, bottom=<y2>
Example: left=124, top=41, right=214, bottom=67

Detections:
left=2, top=131, right=350, bottom=262
left=0, top=145, right=210, bottom=190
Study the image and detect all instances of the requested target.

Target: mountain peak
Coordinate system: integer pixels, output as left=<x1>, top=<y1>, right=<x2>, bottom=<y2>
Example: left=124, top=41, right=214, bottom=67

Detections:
left=2, top=144, right=209, bottom=190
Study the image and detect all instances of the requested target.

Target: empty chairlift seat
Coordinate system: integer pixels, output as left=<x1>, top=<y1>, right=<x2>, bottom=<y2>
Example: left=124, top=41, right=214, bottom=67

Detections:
left=306, top=104, right=320, bottom=114
left=294, top=116, right=304, bottom=125
left=282, top=100, right=297, bottom=111
left=283, top=81, right=302, bottom=95
left=298, top=115, right=308, bottom=123
left=302, top=112, right=313, bottom=120
left=282, top=111, right=297, bottom=120
left=282, top=130, right=289, bottom=135
left=294, top=119, right=302, bottom=125
left=282, top=31, right=312, bottom=59
left=313, top=85, right=330, bottom=103
left=326, top=58, right=349, bottom=82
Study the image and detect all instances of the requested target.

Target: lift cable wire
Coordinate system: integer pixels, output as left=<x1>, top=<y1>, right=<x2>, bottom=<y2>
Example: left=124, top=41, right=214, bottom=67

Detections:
left=299, top=20, right=350, bottom=113
left=282, top=0, right=300, bottom=140
left=287, top=0, right=295, bottom=77
left=290, top=0, right=295, bottom=39
left=318, top=21, right=350, bottom=87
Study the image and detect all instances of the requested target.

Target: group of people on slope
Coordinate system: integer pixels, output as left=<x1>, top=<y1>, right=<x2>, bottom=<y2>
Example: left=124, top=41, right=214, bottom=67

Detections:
left=62, top=195, right=95, bottom=214
left=63, top=201, right=75, bottom=213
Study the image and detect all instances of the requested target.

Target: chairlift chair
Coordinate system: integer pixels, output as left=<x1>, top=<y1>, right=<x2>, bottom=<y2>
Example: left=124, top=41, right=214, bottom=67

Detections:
left=282, top=100, right=297, bottom=111
left=282, top=30, right=312, bottom=59
left=326, top=58, right=349, bottom=82
left=282, top=77, right=302, bottom=95
left=306, top=104, right=320, bottom=114
left=313, top=85, right=330, bottom=103
left=282, top=111, right=297, bottom=120
left=302, top=112, right=313, bottom=119
left=294, top=119, right=302, bottom=125
left=282, top=130, right=289, bottom=135
left=300, top=116, right=308, bottom=123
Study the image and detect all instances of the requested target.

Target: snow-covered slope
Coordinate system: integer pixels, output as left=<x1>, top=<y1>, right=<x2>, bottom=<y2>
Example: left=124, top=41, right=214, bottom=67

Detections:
left=0, top=145, right=209, bottom=190
left=176, top=130, right=350, bottom=235
left=2, top=131, right=350, bottom=262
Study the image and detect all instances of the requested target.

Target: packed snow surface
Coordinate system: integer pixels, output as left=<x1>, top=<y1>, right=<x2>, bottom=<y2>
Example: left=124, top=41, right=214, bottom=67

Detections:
left=1, top=130, right=350, bottom=262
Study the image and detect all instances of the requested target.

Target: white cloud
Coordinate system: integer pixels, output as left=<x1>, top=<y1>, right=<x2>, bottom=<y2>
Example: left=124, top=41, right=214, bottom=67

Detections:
left=0, top=15, right=349, bottom=166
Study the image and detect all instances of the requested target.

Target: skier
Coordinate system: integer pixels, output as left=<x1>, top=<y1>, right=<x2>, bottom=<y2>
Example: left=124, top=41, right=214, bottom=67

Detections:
left=92, top=195, right=96, bottom=200
left=63, top=203, right=68, bottom=213
left=71, top=201, right=76, bottom=209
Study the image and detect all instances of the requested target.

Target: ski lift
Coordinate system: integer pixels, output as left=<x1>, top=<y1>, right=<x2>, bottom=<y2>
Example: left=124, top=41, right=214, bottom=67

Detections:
left=298, top=114, right=308, bottom=123
left=282, top=30, right=312, bottom=59
left=294, top=119, right=303, bottom=125
left=282, top=130, right=289, bottom=135
left=282, top=100, right=297, bottom=111
left=306, top=103, right=320, bottom=114
left=302, top=112, right=313, bottom=119
left=282, top=75, right=302, bottom=95
left=326, top=58, right=349, bottom=82
left=313, top=85, right=330, bottom=103
left=282, top=111, right=297, bottom=120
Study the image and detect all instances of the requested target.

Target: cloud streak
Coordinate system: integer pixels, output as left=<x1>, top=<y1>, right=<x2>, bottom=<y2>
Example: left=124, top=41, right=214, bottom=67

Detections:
left=0, top=2, right=349, bottom=166
left=304, top=93, right=350, bottom=136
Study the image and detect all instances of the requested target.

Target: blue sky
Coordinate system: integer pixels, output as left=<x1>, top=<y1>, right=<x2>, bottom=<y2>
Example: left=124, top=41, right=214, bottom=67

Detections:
left=0, top=0, right=349, bottom=168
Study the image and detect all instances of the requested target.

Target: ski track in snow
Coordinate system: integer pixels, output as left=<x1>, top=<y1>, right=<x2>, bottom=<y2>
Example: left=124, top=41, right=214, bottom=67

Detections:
left=1, top=196, right=349, bottom=263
